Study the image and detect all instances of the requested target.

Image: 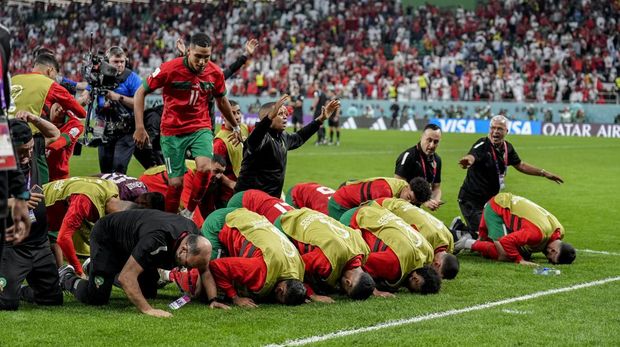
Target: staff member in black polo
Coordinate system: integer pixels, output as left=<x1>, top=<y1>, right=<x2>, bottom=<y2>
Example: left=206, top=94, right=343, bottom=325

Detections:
left=58, top=209, right=229, bottom=317
left=456, top=115, right=563, bottom=237
left=394, top=123, right=443, bottom=211
left=235, top=94, right=340, bottom=198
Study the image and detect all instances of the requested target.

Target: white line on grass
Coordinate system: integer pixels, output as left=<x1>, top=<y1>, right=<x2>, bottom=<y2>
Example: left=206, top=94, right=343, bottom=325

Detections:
left=266, top=276, right=620, bottom=347
left=578, top=249, right=620, bottom=256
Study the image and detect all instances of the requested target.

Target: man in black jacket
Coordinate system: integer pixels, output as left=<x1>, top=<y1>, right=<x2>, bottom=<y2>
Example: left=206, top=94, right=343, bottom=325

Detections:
left=235, top=95, right=340, bottom=197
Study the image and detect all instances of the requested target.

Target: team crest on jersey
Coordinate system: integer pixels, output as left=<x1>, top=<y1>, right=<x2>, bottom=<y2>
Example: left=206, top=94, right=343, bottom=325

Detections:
left=69, top=127, right=80, bottom=137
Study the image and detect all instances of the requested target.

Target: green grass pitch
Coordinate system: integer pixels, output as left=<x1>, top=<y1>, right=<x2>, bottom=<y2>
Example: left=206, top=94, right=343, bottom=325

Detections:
left=1, top=129, right=619, bottom=346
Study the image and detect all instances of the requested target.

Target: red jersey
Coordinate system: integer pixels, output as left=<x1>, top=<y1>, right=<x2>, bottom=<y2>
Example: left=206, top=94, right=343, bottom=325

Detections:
left=138, top=169, right=205, bottom=227
left=208, top=224, right=267, bottom=299
left=333, top=179, right=394, bottom=209
left=144, top=57, right=226, bottom=136
left=289, top=182, right=335, bottom=215
left=47, top=195, right=99, bottom=275
left=240, top=189, right=293, bottom=224
left=46, top=113, right=84, bottom=180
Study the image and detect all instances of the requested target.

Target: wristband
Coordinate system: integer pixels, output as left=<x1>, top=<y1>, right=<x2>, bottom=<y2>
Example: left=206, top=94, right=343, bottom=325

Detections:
left=232, top=125, right=241, bottom=133
left=207, top=297, right=218, bottom=305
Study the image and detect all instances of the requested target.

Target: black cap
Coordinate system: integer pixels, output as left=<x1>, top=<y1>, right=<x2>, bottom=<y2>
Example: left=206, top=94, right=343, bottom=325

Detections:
left=8, top=119, right=32, bottom=146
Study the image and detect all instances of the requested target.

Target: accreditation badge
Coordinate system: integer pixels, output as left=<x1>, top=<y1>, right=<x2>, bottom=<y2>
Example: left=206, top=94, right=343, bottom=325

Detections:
left=499, top=173, right=506, bottom=190
left=0, top=116, right=17, bottom=171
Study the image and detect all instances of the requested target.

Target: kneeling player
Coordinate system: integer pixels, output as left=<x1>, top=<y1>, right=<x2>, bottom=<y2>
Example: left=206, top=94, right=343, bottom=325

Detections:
left=340, top=205, right=442, bottom=295
left=285, top=182, right=335, bottom=215
left=201, top=208, right=306, bottom=307
left=228, top=189, right=376, bottom=302
left=328, top=176, right=432, bottom=220
left=453, top=192, right=576, bottom=265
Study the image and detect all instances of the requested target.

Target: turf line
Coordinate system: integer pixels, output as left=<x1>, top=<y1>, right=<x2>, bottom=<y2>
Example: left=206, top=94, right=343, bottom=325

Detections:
left=266, top=276, right=620, bottom=347
left=577, top=249, right=620, bottom=256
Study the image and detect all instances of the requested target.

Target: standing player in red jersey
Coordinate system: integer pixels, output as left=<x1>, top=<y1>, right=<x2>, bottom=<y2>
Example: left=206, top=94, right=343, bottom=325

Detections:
left=133, top=33, right=242, bottom=218
left=285, top=182, right=335, bottom=215
left=45, top=103, right=84, bottom=181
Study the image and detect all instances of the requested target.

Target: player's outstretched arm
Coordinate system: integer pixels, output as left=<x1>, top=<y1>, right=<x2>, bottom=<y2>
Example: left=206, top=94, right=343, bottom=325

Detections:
left=515, top=162, right=564, bottom=184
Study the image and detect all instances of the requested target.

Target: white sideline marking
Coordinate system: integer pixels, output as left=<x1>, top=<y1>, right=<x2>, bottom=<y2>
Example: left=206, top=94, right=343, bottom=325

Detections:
left=578, top=249, right=620, bottom=256
left=266, top=276, right=620, bottom=347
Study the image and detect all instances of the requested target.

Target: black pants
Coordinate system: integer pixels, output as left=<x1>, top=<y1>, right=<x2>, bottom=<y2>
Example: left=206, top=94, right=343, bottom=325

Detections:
left=0, top=241, right=63, bottom=310
left=71, top=235, right=159, bottom=305
left=458, top=198, right=485, bottom=238
left=98, top=133, right=135, bottom=174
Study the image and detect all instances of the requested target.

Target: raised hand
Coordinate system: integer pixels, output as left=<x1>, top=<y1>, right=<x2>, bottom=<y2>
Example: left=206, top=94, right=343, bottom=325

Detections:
left=269, top=94, right=290, bottom=120
left=245, top=38, right=258, bottom=56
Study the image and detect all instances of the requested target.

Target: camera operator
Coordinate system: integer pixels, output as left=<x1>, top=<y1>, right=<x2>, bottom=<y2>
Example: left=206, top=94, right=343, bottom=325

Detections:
left=93, top=46, right=142, bottom=174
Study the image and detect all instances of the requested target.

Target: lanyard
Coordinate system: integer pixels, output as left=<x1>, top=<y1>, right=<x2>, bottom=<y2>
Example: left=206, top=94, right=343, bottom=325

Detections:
left=490, top=141, right=508, bottom=177
left=418, top=151, right=437, bottom=184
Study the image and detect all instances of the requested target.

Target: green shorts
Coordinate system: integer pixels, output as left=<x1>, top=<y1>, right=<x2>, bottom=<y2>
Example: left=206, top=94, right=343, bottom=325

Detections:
left=161, top=129, right=214, bottom=178
left=482, top=203, right=508, bottom=241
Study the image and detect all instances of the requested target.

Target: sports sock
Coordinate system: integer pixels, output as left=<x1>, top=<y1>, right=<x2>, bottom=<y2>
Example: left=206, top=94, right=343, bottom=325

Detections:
left=471, top=240, right=499, bottom=259
left=186, top=170, right=211, bottom=212
left=336, top=130, right=340, bottom=140
left=165, top=185, right=183, bottom=213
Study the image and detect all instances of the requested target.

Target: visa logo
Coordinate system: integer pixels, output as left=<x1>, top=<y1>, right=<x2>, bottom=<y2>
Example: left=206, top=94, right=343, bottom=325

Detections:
left=435, top=119, right=476, bottom=133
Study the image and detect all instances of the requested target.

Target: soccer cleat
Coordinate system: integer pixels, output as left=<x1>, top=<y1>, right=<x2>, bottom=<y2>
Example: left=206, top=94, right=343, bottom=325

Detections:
left=58, top=264, right=77, bottom=292
left=336, top=141, right=340, bottom=146
left=179, top=208, right=194, bottom=220
left=453, top=233, right=474, bottom=254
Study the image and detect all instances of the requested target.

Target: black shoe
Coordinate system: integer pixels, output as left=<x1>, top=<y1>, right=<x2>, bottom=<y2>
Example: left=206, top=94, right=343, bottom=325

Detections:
left=449, top=217, right=467, bottom=240
left=58, top=265, right=77, bottom=292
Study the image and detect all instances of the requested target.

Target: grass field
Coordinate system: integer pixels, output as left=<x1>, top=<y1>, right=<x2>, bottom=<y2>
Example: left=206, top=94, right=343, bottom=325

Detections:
left=1, top=129, right=619, bottom=346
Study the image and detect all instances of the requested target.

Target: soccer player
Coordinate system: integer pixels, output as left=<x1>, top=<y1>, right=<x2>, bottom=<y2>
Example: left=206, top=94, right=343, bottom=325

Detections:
left=43, top=177, right=136, bottom=275
left=201, top=208, right=306, bottom=308
left=453, top=192, right=576, bottom=265
left=45, top=103, right=84, bottom=181
left=213, top=99, right=253, bottom=204
left=58, top=209, right=228, bottom=317
left=340, top=205, right=442, bottom=295
left=133, top=33, right=243, bottom=217
left=9, top=53, right=86, bottom=122
left=138, top=157, right=227, bottom=226
left=369, top=198, right=459, bottom=279
left=285, top=182, right=335, bottom=215
left=328, top=176, right=432, bottom=220
left=94, top=172, right=148, bottom=202
left=228, top=189, right=375, bottom=302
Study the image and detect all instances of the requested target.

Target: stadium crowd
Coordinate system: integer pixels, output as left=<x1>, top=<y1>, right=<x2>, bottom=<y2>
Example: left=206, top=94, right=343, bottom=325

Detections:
left=2, top=0, right=620, bottom=103
left=0, top=1, right=578, bottom=317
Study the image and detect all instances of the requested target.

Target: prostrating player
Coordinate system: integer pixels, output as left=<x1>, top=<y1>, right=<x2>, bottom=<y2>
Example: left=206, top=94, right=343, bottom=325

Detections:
left=228, top=189, right=375, bottom=302
left=200, top=208, right=306, bottom=308
left=133, top=33, right=242, bottom=217
left=285, top=182, right=335, bottom=215
left=340, top=205, right=442, bottom=295
left=43, top=177, right=135, bottom=275
left=58, top=209, right=228, bottom=317
left=453, top=192, right=576, bottom=265
left=369, top=197, right=459, bottom=279
left=328, top=176, right=432, bottom=220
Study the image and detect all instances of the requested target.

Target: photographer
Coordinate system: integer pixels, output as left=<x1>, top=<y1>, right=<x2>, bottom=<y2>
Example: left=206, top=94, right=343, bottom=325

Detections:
left=93, top=46, right=142, bottom=174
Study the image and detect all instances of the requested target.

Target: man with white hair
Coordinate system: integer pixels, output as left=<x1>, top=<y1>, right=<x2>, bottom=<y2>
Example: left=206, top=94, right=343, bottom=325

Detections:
left=454, top=115, right=563, bottom=237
